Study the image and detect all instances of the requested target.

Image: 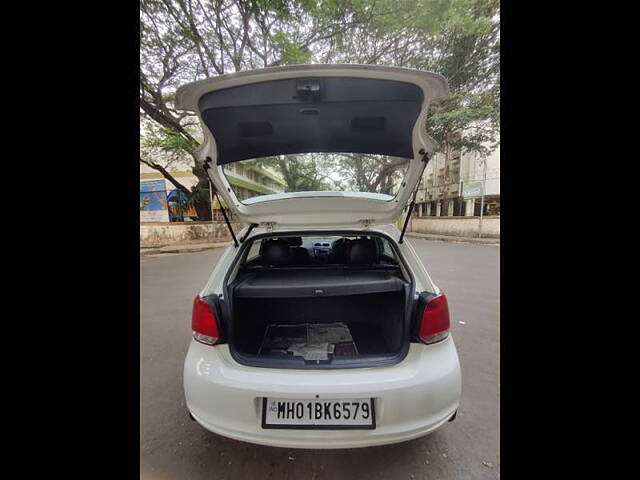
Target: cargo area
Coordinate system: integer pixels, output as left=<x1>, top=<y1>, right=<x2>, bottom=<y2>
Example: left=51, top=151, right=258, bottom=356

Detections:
left=232, top=290, right=407, bottom=360
left=226, top=235, right=413, bottom=368
left=258, top=322, right=359, bottom=361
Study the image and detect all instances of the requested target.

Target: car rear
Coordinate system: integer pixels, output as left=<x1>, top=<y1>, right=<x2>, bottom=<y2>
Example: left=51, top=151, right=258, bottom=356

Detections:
left=184, top=339, right=460, bottom=448
left=178, top=65, right=461, bottom=447
left=183, top=229, right=461, bottom=448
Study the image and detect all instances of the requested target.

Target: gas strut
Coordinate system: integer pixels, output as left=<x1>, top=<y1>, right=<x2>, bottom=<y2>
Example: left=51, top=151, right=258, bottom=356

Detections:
left=399, top=150, right=431, bottom=244
left=214, top=190, right=238, bottom=247
left=203, top=156, right=239, bottom=247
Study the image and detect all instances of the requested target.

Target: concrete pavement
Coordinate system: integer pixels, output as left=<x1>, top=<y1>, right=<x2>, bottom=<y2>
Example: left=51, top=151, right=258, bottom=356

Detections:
left=140, top=241, right=232, bottom=256
left=405, top=232, right=500, bottom=245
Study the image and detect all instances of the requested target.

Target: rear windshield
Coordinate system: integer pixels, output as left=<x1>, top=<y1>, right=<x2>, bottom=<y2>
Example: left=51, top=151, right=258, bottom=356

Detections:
left=223, top=153, right=410, bottom=203
left=241, top=234, right=400, bottom=269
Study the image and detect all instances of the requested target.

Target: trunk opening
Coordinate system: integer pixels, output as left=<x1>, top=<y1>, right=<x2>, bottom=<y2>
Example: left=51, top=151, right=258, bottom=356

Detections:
left=224, top=232, right=415, bottom=369
left=233, top=291, right=406, bottom=358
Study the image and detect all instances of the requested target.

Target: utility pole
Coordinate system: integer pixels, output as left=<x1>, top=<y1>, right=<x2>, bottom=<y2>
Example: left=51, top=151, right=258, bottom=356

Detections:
left=478, top=157, right=487, bottom=238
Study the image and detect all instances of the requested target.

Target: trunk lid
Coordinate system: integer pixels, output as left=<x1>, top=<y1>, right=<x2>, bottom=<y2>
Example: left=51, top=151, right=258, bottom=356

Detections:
left=175, top=64, right=449, bottom=227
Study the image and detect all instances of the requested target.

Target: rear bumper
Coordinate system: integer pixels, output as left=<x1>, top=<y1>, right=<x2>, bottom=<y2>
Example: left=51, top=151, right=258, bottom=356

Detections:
left=184, top=338, right=461, bottom=449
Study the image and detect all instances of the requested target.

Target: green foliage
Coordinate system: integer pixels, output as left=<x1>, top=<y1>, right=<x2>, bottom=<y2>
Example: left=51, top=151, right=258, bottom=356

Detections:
left=140, top=0, right=500, bottom=193
left=248, top=155, right=335, bottom=192
left=429, top=87, right=500, bottom=156
left=244, top=153, right=408, bottom=196
left=271, top=31, right=311, bottom=65
left=334, top=154, right=409, bottom=195
left=142, top=127, right=198, bottom=156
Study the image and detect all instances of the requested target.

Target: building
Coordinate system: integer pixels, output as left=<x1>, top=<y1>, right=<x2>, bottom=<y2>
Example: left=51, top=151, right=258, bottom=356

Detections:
left=223, top=162, right=286, bottom=201
left=415, top=139, right=500, bottom=218
left=140, top=161, right=285, bottom=222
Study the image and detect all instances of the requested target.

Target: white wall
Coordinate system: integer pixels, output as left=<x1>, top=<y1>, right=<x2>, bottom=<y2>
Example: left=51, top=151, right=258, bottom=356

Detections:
left=140, top=221, right=242, bottom=246
left=411, top=216, right=500, bottom=238
left=460, top=144, right=500, bottom=196
left=419, top=138, right=501, bottom=200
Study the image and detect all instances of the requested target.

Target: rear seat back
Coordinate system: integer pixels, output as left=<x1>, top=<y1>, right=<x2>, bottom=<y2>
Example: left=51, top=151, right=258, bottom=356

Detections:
left=260, top=239, right=292, bottom=267
left=285, top=237, right=310, bottom=265
left=260, top=237, right=380, bottom=266
left=348, top=238, right=380, bottom=265
left=330, top=238, right=351, bottom=263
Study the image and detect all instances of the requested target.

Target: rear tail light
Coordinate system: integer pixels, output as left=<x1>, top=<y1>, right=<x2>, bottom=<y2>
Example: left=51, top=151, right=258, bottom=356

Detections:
left=419, top=293, right=450, bottom=344
left=192, top=296, right=220, bottom=345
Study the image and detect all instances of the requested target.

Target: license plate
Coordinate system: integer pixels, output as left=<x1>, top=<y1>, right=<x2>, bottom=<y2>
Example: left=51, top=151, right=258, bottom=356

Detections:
left=262, top=397, right=376, bottom=429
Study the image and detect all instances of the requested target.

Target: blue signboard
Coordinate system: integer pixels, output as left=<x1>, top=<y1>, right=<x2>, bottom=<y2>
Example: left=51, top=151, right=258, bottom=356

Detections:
left=140, top=179, right=166, bottom=193
left=140, top=180, right=169, bottom=221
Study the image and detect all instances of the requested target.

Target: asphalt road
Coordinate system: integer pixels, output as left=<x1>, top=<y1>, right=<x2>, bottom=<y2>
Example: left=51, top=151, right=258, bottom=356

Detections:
left=140, top=239, right=500, bottom=479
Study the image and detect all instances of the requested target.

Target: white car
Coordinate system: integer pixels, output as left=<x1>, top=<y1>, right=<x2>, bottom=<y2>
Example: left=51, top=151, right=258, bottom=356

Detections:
left=176, top=64, right=462, bottom=449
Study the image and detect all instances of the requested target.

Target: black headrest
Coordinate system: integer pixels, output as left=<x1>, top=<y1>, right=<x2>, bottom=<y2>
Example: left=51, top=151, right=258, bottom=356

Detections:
left=332, top=238, right=348, bottom=248
left=261, top=239, right=292, bottom=266
left=348, top=239, right=379, bottom=264
left=329, top=238, right=350, bottom=261
left=284, top=236, right=303, bottom=247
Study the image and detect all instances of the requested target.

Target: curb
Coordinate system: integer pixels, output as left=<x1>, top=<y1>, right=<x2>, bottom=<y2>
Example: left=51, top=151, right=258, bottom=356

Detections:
left=140, top=234, right=499, bottom=256
left=140, top=241, right=232, bottom=256
left=405, top=232, right=500, bottom=245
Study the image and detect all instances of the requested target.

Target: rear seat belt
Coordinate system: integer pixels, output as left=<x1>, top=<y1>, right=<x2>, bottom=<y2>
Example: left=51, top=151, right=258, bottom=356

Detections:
left=399, top=150, right=431, bottom=244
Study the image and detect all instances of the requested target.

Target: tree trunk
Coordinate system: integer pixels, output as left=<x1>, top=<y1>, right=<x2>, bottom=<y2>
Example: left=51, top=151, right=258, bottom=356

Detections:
left=193, top=189, right=212, bottom=221
left=191, top=162, right=213, bottom=221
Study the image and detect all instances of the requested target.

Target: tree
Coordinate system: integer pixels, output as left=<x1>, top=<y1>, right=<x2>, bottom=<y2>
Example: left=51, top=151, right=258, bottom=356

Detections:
left=333, top=154, right=409, bottom=195
left=426, top=0, right=500, bottom=166
left=140, top=0, right=500, bottom=215
left=323, top=0, right=500, bottom=168
left=141, top=0, right=380, bottom=218
left=246, top=154, right=338, bottom=192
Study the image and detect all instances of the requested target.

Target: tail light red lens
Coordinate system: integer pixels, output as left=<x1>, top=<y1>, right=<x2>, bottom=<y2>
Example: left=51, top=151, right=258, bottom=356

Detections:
left=419, top=293, right=450, bottom=344
left=192, top=296, right=220, bottom=345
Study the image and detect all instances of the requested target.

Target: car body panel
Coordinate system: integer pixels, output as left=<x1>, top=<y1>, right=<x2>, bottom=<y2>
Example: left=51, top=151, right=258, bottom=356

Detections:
left=175, top=65, right=449, bottom=228
left=184, top=340, right=461, bottom=449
